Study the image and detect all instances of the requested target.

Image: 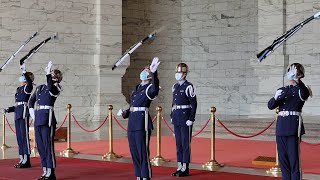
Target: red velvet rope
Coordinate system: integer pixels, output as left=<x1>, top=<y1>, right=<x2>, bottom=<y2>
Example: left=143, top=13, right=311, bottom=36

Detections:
left=55, top=114, right=67, bottom=131
left=301, top=140, right=320, bottom=146
left=113, top=116, right=157, bottom=132
left=5, top=117, right=16, bottom=134
left=161, top=117, right=174, bottom=133
left=161, top=117, right=211, bottom=137
left=217, top=118, right=275, bottom=138
left=113, top=116, right=128, bottom=131
left=192, top=118, right=210, bottom=137
left=72, top=114, right=108, bottom=133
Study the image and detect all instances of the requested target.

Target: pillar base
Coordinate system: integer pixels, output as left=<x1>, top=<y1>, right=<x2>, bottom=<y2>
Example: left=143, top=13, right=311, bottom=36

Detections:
left=151, top=155, right=170, bottom=166
left=266, top=165, right=282, bottom=176
left=60, top=148, right=79, bottom=157
left=0, top=144, right=10, bottom=150
left=202, top=160, right=224, bottom=171
left=102, top=151, right=122, bottom=160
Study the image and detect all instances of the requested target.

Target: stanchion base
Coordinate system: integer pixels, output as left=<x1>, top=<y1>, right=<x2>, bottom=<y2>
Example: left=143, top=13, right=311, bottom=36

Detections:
left=60, top=148, right=79, bottom=157
left=202, top=160, right=224, bottom=171
left=31, top=147, right=38, bottom=156
left=266, top=166, right=282, bottom=177
left=151, top=156, right=170, bottom=166
left=0, top=144, right=10, bottom=150
left=102, top=152, right=122, bottom=160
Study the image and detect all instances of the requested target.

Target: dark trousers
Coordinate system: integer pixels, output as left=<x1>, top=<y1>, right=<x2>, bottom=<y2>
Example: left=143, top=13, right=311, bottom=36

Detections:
left=15, top=118, right=30, bottom=155
left=174, top=125, right=192, bottom=163
left=35, top=124, right=56, bottom=169
left=128, top=130, right=152, bottom=178
left=276, top=135, right=301, bottom=180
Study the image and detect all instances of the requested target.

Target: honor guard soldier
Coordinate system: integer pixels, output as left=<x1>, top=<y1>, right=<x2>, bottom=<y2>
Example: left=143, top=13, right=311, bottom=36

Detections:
left=29, top=61, right=62, bottom=180
left=117, top=57, right=160, bottom=180
left=4, top=63, right=34, bottom=168
left=171, top=63, right=197, bottom=177
left=268, top=63, right=311, bottom=180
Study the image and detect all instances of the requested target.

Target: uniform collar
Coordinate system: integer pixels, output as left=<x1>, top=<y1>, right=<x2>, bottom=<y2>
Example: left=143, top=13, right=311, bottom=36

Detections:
left=178, top=80, right=186, bottom=85
left=140, top=82, right=149, bottom=86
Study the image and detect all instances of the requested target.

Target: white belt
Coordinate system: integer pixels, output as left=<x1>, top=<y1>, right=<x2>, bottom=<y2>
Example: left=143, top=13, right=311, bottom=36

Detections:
left=172, top=105, right=191, bottom=110
left=130, top=107, right=148, bottom=112
left=15, top=102, right=27, bottom=106
left=36, top=105, right=53, bottom=110
left=278, top=111, right=301, bottom=117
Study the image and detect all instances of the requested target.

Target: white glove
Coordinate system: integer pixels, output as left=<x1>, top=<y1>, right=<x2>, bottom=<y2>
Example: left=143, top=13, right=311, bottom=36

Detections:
left=274, top=89, right=283, bottom=100
left=150, top=57, right=160, bottom=73
left=186, top=120, right=193, bottom=126
left=20, top=64, right=26, bottom=73
left=117, top=109, right=123, bottom=117
left=288, top=65, right=298, bottom=81
left=45, top=61, right=53, bottom=75
left=29, top=108, right=35, bottom=120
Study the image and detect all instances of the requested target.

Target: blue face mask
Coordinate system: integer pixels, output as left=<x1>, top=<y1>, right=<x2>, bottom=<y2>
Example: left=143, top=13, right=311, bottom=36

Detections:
left=140, top=70, right=149, bottom=81
left=175, top=73, right=183, bottom=81
left=19, top=76, right=26, bottom=83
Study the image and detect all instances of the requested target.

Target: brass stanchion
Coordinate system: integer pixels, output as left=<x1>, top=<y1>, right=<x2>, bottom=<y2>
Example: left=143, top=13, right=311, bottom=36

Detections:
left=151, top=106, right=169, bottom=166
left=1, top=113, right=10, bottom=150
left=61, top=104, right=78, bottom=157
left=203, top=106, right=224, bottom=170
left=31, top=136, right=38, bottom=155
left=103, top=105, right=121, bottom=160
left=267, top=109, right=281, bottom=176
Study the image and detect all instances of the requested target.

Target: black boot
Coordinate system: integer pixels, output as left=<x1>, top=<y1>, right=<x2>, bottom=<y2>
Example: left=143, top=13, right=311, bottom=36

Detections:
left=172, top=170, right=181, bottom=176
left=14, top=162, right=21, bottom=168
left=44, top=168, right=56, bottom=180
left=17, top=155, right=31, bottom=168
left=177, top=163, right=189, bottom=177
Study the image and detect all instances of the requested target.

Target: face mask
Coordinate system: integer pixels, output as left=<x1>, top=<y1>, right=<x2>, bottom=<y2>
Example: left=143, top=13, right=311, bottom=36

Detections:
left=19, top=76, right=26, bottom=83
left=140, top=70, right=149, bottom=81
left=175, top=73, right=183, bottom=81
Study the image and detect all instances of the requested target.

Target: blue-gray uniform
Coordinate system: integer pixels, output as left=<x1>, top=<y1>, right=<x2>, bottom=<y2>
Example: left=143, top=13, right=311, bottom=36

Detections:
left=7, top=73, right=33, bottom=160
left=171, top=80, right=197, bottom=165
left=268, top=80, right=309, bottom=180
left=122, top=71, right=159, bottom=179
left=28, top=74, right=61, bottom=170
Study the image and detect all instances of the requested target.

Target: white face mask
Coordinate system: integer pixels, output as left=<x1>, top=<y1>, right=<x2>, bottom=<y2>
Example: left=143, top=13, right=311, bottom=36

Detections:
left=140, top=70, right=149, bottom=81
left=175, top=73, right=183, bottom=81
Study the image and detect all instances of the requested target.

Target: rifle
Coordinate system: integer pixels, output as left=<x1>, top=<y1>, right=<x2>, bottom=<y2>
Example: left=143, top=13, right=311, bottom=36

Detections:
left=19, top=33, right=58, bottom=65
left=257, top=12, right=320, bottom=62
left=0, top=32, right=38, bottom=72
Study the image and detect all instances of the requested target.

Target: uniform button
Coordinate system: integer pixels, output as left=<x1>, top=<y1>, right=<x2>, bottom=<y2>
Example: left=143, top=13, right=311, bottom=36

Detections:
left=293, top=95, right=294, bottom=96
left=283, top=103, right=286, bottom=104
left=175, top=99, right=176, bottom=100
left=38, top=99, right=40, bottom=100
left=175, top=94, right=177, bottom=95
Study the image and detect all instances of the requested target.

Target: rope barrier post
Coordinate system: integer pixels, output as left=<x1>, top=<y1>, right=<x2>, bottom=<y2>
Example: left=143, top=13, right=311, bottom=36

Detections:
left=267, top=108, right=281, bottom=176
left=103, top=105, right=121, bottom=160
left=151, top=106, right=169, bottom=166
left=1, top=113, right=10, bottom=150
left=31, top=137, right=38, bottom=155
left=61, top=104, right=78, bottom=157
left=203, top=106, right=224, bottom=170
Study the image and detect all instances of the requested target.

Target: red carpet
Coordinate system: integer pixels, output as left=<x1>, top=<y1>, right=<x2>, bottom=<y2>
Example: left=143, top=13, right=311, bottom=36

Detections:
left=0, top=157, right=279, bottom=180
left=54, top=136, right=320, bottom=174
